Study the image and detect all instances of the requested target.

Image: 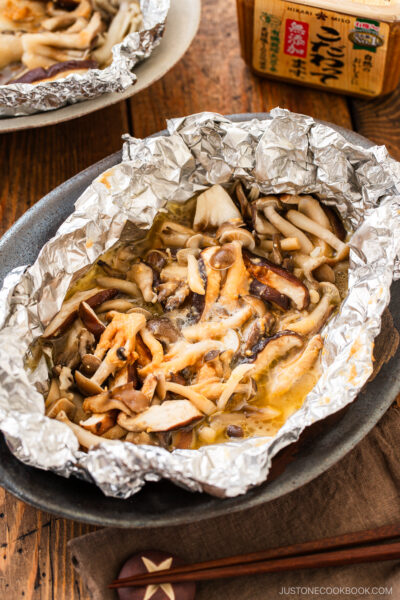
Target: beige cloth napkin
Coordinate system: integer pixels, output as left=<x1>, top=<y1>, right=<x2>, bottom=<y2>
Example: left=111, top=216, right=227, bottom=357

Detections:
left=69, top=405, right=400, bottom=600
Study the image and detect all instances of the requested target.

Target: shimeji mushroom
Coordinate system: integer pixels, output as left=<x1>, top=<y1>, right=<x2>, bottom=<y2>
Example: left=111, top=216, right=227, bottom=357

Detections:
left=182, top=304, right=253, bottom=342
left=216, top=222, right=256, bottom=250
left=128, top=261, right=157, bottom=303
left=218, top=241, right=251, bottom=308
left=268, top=335, right=323, bottom=396
left=235, top=182, right=252, bottom=222
left=193, top=185, right=242, bottom=231
left=259, top=197, right=314, bottom=254
left=287, top=282, right=341, bottom=336
left=96, top=276, right=140, bottom=297
left=138, top=339, right=224, bottom=377
left=75, top=310, right=146, bottom=393
left=79, top=412, right=116, bottom=436
left=56, top=410, right=120, bottom=449
left=164, top=382, right=216, bottom=415
left=187, top=254, right=205, bottom=295
left=286, top=210, right=349, bottom=261
left=158, top=221, right=195, bottom=247
left=199, top=247, right=222, bottom=319
left=116, top=400, right=203, bottom=433
left=93, top=0, right=142, bottom=67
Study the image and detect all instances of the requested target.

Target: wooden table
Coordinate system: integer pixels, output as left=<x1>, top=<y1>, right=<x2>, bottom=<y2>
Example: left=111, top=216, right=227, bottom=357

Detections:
left=1, top=1, right=400, bottom=598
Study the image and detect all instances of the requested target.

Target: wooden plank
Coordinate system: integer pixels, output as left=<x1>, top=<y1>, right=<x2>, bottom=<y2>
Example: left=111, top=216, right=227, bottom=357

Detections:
left=0, top=103, right=129, bottom=236
left=128, top=0, right=352, bottom=139
left=350, top=91, right=400, bottom=161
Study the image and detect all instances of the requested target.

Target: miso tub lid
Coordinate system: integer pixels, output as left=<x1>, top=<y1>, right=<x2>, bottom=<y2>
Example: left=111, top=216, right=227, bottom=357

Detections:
left=284, top=0, right=400, bottom=22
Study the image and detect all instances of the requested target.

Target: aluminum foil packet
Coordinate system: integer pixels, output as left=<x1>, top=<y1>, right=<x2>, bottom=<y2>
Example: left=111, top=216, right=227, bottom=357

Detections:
left=1, top=109, right=400, bottom=499
left=0, top=0, right=169, bottom=118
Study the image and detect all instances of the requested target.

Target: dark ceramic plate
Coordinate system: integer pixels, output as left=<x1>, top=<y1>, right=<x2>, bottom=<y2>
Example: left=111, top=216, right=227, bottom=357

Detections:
left=0, top=114, right=399, bottom=528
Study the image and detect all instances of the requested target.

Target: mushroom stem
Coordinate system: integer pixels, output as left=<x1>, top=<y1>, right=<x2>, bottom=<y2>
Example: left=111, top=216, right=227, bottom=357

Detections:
left=164, top=382, right=216, bottom=415
left=259, top=237, right=300, bottom=252
left=217, top=364, right=254, bottom=410
left=56, top=410, right=119, bottom=449
left=287, top=282, right=341, bottom=335
left=286, top=210, right=348, bottom=255
left=262, top=200, right=314, bottom=254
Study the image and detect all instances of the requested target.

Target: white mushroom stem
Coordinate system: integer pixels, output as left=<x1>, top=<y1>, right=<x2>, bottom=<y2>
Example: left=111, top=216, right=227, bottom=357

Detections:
left=218, top=241, right=250, bottom=308
left=187, top=254, right=205, bottom=295
left=164, top=382, right=216, bottom=415
left=96, top=276, right=140, bottom=297
left=263, top=201, right=314, bottom=254
left=201, top=247, right=222, bottom=320
left=259, top=237, right=300, bottom=252
left=286, top=210, right=347, bottom=255
left=56, top=410, right=119, bottom=449
left=217, top=364, right=254, bottom=410
left=287, top=282, right=341, bottom=335
left=298, top=196, right=332, bottom=229
left=139, top=340, right=224, bottom=377
left=140, top=327, right=164, bottom=365
left=194, top=185, right=242, bottom=231
left=182, top=305, right=252, bottom=342
left=268, top=335, right=323, bottom=396
left=129, top=263, right=157, bottom=303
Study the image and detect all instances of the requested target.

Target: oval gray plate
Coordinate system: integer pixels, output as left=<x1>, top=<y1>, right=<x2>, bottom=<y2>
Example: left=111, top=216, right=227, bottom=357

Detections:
left=0, top=113, right=399, bottom=528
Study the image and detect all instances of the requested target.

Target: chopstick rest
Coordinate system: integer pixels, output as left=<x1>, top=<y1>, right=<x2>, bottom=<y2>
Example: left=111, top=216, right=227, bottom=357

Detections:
left=116, top=550, right=196, bottom=600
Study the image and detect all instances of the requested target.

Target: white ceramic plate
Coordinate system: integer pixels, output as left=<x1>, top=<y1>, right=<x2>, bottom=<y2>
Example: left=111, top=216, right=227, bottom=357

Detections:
left=0, top=0, right=201, bottom=133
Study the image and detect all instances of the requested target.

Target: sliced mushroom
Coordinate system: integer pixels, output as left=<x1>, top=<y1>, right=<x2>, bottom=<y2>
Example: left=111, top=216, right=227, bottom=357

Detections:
left=42, top=287, right=117, bottom=339
left=45, top=378, right=61, bottom=407
left=46, top=397, right=76, bottom=419
left=219, top=241, right=250, bottom=308
left=249, top=279, right=290, bottom=311
left=75, top=370, right=104, bottom=396
left=82, top=388, right=147, bottom=416
left=244, top=251, right=309, bottom=310
left=128, top=262, right=157, bottom=303
left=268, top=335, right=323, bottom=396
left=95, top=299, right=135, bottom=313
left=235, top=181, right=252, bottom=221
left=287, top=282, right=341, bottom=335
left=116, top=400, right=203, bottom=432
left=145, top=249, right=168, bottom=273
left=241, top=331, right=304, bottom=377
left=56, top=410, right=119, bottom=449
left=78, top=301, right=105, bottom=339
left=193, top=185, right=242, bottom=231
left=112, top=383, right=150, bottom=413
left=80, top=412, right=116, bottom=435
left=200, top=247, right=222, bottom=319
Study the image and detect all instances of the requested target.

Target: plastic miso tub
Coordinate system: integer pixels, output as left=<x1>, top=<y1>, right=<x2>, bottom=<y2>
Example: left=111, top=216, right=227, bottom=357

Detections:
left=236, top=0, right=400, bottom=97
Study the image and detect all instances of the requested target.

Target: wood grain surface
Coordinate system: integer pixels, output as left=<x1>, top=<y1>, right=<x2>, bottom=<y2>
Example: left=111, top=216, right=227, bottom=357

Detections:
left=0, top=0, right=399, bottom=598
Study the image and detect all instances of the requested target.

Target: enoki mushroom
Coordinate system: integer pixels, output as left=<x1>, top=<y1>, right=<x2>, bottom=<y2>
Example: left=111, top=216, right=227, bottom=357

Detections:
left=37, top=184, right=350, bottom=450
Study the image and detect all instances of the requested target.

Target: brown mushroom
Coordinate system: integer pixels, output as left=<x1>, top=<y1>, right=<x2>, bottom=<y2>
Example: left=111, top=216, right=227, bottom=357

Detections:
left=80, top=354, right=101, bottom=377
left=158, top=221, right=195, bottom=247
left=259, top=197, right=314, bottom=254
left=249, top=279, right=290, bottom=311
left=235, top=181, right=252, bottom=221
left=147, top=317, right=180, bottom=345
left=80, top=412, right=116, bottom=436
left=78, top=301, right=105, bottom=339
left=145, top=249, right=168, bottom=273
left=244, top=251, right=309, bottom=310
left=240, top=330, right=304, bottom=377
left=116, top=400, right=203, bottom=433
left=56, top=410, right=119, bottom=449
left=128, top=262, right=157, bottom=303
left=216, top=222, right=256, bottom=250
left=46, top=397, right=76, bottom=419
left=42, top=287, right=118, bottom=339
left=95, top=276, right=140, bottom=297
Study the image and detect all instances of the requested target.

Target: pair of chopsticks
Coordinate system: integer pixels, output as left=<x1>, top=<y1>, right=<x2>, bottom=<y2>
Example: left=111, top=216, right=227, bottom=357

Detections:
left=109, top=523, right=400, bottom=589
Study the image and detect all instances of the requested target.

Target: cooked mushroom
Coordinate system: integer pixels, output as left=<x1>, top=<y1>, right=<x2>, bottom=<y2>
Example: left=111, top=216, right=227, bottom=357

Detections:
left=187, top=254, right=205, bottom=295
left=193, top=185, right=242, bottom=231
left=158, top=221, right=195, bottom=247
left=128, top=262, right=157, bottom=303
left=80, top=354, right=101, bottom=377
left=117, top=400, right=203, bottom=432
left=46, top=397, right=76, bottom=419
left=235, top=181, right=252, bottom=221
left=96, top=276, right=140, bottom=297
left=139, top=339, right=224, bottom=377
left=75, top=370, right=104, bottom=396
left=251, top=201, right=279, bottom=236
left=186, top=233, right=216, bottom=249
left=217, top=364, right=254, bottom=410
left=241, top=331, right=304, bottom=377
left=78, top=301, right=105, bottom=339
left=42, top=287, right=117, bottom=338
left=244, top=251, right=309, bottom=310
left=176, top=247, right=200, bottom=265
left=80, top=412, right=116, bottom=435
left=95, top=299, right=135, bottom=313
left=287, top=282, right=341, bottom=335
left=145, top=249, right=168, bottom=273
left=164, top=382, right=216, bottom=415
left=218, top=241, right=250, bottom=308
left=56, top=410, right=119, bottom=449
left=259, top=197, right=314, bottom=254
left=259, top=237, right=301, bottom=252
left=249, top=279, right=290, bottom=311
left=268, top=335, right=323, bottom=396
left=216, top=222, right=255, bottom=249
left=182, top=304, right=252, bottom=342
left=139, top=327, right=164, bottom=366
left=286, top=210, right=349, bottom=260
left=147, top=317, right=180, bottom=345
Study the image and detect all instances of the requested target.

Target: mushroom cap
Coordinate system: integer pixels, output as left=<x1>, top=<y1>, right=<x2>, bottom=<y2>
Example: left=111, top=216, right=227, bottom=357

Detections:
left=217, top=222, right=255, bottom=249
left=193, top=185, right=242, bottom=231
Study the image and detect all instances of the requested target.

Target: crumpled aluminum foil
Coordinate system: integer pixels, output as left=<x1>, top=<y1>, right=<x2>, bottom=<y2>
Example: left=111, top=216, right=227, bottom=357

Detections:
left=1, top=108, right=400, bottom=499
left=0, top=0, right=169, bottom=118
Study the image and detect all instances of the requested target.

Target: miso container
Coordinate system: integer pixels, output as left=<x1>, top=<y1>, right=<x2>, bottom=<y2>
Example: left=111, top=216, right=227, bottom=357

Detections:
left=236, top=0, right=400, bottom=97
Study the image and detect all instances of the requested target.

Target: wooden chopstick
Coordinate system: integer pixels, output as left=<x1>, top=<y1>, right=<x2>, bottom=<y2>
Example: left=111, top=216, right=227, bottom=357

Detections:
left=108, top=523, right=400, bottom=589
